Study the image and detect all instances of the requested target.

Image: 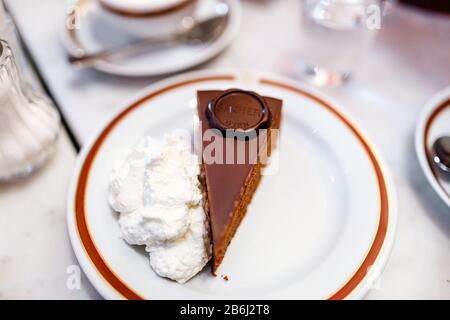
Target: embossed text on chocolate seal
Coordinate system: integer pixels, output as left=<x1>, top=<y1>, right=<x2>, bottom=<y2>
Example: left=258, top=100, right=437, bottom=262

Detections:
left=207, top=89, right=271, bottom=133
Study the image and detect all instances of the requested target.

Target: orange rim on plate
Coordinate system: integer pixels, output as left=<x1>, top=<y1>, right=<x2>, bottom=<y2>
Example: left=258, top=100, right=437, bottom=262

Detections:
left=74, top=75, right=390, bottom=300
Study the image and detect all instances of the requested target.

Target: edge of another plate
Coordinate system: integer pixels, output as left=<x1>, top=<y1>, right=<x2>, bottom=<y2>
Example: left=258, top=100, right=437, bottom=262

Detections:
left=66, top=69, right=397, bottom=300
left=415, top=86, right=450, bottom=208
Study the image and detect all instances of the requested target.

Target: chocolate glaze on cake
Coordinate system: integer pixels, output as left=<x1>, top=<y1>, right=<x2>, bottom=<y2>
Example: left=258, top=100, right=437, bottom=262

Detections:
left=197, top=89, right=282, bottom=274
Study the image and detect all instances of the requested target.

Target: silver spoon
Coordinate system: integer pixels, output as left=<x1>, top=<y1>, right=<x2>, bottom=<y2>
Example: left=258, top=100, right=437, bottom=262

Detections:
left=68, top=6, right=229, bottom=68
left=432, top=136, right=450, bottom=176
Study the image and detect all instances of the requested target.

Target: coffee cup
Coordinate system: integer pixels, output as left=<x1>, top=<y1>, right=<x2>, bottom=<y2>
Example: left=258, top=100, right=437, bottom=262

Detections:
left=98, top=0, right=198, bottom=37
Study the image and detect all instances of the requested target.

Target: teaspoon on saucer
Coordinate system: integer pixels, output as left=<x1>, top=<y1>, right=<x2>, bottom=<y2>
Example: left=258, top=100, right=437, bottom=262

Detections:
left=68, top=4, right=229, bottom=68
left=432, top=136, right=450, bottom=177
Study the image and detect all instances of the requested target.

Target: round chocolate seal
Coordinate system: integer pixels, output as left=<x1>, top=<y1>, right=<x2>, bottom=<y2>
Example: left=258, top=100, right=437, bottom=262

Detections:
left=207, top=89, right=271, bottom=133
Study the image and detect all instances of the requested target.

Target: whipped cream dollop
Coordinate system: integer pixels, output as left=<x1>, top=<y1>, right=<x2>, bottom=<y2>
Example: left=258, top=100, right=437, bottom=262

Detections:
left=108, top=134, right=211, bottom=283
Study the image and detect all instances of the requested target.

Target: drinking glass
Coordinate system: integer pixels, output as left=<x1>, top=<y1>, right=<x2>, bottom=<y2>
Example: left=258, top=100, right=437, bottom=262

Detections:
left=298, top=0, right=382, bottom=86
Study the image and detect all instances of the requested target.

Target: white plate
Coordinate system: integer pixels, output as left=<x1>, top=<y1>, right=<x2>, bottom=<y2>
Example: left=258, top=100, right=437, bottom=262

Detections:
left=62, top=0, right=241, bottom=77
left=415, top=87, right=450, bottom=208
left=67, top=70, right=397, bottom=300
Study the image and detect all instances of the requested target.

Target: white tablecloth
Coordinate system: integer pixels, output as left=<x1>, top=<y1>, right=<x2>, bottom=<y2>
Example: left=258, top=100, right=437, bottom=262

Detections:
left=2, top=0, right=450, bottom=299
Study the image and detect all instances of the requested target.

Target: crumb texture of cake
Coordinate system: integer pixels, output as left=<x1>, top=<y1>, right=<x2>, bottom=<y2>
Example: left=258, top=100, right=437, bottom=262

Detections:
left=211, top=162, right=263, bottom=272
left=108, top=134, right=211, bottom=283
left=197, top=90, right=282, bottom=274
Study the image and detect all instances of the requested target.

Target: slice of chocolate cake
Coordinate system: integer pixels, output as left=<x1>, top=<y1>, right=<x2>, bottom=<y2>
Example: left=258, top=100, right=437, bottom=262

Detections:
left=197, top=89, right=282, bottom=274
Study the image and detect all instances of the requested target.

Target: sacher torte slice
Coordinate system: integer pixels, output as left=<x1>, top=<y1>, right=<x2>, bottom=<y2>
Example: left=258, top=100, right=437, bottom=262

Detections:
left=197, top=89, right=282, bottom=274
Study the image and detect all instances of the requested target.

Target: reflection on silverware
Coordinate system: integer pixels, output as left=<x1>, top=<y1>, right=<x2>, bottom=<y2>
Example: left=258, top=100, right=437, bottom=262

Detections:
left=68, top=3, right=229, bottom=68
left=432, top=136, right=450, bottom=177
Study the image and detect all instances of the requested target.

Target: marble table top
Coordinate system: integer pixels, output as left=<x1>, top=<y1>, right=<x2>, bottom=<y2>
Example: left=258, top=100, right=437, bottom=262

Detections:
left=1, top=0, right=449, bottom=299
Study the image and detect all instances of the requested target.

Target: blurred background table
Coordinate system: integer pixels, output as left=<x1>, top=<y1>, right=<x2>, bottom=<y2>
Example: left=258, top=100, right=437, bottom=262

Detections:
left=0, top=0, right=449, bottom=299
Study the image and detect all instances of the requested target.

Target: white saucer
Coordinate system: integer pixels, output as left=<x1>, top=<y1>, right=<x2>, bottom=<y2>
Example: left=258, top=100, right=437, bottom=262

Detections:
left=67, top=70, right=397, bottom=299
left=415, top=87, right=450, bottom=208
left=63, top=0, right=241, bottom=77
